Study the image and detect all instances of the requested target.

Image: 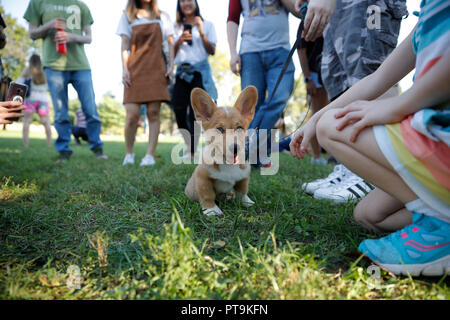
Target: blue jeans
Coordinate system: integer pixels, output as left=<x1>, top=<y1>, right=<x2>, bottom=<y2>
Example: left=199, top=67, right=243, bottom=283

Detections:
left=241, top=47, right=294, bottom=158
left=45, top=68, right=103, bottom=153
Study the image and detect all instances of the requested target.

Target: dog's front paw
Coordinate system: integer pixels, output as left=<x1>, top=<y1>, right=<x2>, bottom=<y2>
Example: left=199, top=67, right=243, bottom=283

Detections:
left=203, top=205, right=224, bottom=216
left=241, top=194, right=255, bottom=207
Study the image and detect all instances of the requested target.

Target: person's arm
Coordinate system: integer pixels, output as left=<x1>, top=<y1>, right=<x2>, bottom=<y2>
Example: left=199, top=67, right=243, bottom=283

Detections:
left=121, top=35, right=131, bottom=87
left=290, top=28, right=416, bottom=158
left=227, top=0, right=242, bottom=75
left=280, top=0, right=301, bottom=18
left=174, top=27, right=188, bottom=56
left=227, top=21, right=240, bottom=75
left=335, top=50, right=450, bottom=142
left=195, top=17, right=215, bottom=55
left=28, top=18, right=66, bottom=40
left=317, top=29, right=416, bottom=119
left=55, top=24, right=92, bottom=45
left=166, top=35, right=175, bottom=80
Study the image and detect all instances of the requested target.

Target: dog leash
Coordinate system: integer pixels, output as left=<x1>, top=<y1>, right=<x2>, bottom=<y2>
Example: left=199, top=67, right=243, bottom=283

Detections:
left=248, top=5, right=309, bottom=146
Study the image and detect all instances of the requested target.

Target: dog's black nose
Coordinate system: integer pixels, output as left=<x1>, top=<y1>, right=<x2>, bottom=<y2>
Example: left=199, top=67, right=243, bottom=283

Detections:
left=231, top=143, right=239, bottom=155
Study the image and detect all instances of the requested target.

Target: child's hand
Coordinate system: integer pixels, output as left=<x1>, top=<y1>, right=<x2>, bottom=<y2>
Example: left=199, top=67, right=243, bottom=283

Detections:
left=335, top=98, right=404, bottom=143
left=0, top=101, right=25, bottom=124
left=289, top=118, right=318, bottom=159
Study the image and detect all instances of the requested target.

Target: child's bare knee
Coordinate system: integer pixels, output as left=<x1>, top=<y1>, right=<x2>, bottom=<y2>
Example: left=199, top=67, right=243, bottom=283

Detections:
left=353, top=202, right=367, bottom=224
left=316, top=109, right=336, bottom=147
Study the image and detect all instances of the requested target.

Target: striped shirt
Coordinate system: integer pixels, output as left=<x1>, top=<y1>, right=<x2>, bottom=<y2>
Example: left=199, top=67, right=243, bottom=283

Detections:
left=374, top=0, right=450, bottom=220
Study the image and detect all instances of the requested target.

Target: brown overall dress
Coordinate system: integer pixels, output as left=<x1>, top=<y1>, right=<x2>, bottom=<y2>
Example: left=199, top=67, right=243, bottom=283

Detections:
left=124, top=21, right=170, bottom=104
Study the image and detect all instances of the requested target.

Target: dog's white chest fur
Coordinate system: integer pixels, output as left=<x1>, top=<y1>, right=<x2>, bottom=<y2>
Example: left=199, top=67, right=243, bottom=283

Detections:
left=208, top=164, right=250, bottom=194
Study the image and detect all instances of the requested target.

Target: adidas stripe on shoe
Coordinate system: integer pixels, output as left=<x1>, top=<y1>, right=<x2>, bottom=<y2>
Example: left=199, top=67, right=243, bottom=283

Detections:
left=313, top=174, right=375, bottom=203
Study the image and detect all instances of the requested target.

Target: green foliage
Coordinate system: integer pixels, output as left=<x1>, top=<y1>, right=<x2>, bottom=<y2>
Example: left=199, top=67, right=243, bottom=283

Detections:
left=284, top=77, right=309, bottom=133
left=209, top=50, right=240, bottom=106
left=0, top=131, right=448, bottom=300
left=96, top=93, right=126, bottom=134
left=0, top=5, right=40, bottom=80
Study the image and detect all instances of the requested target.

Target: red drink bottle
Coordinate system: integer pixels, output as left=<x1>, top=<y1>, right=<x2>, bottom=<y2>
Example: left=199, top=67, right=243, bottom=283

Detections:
left=56, top=29, right=67, bottom=54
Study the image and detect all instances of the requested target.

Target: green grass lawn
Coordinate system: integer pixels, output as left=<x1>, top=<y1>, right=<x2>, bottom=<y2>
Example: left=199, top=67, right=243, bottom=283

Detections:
left=0, top=130, right=448, bottom=299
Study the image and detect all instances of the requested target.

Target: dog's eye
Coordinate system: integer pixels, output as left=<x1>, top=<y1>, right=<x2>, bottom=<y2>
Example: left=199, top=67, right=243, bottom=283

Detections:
left=216, top=127, right=225, bottom=134
left=236, top=126, right=244, bottom=131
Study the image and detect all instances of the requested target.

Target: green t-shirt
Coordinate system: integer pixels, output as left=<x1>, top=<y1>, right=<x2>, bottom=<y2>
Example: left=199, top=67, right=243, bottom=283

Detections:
left=24, top=0, right=93, bottom=71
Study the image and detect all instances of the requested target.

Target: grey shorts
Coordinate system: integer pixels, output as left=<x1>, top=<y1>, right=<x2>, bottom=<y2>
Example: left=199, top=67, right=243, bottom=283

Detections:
left=321, top=0, right=407, bottom=100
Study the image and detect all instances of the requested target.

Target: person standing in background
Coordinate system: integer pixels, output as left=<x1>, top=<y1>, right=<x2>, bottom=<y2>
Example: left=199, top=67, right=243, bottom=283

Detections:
left=24, top=0, right=107, bottom=162
left=172, top=0, right=217, bottom=161
left=227, top=0, right=299, bottom=168
left=296, top=1, right=328, bottom=165
left=117, top=0, right=174, bottom=167
left=18, top=54, right=52, bottom=148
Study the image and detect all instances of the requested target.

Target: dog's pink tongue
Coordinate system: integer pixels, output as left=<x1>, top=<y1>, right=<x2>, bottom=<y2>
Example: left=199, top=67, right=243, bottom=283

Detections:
left=234, top=155, right=238, bottom=164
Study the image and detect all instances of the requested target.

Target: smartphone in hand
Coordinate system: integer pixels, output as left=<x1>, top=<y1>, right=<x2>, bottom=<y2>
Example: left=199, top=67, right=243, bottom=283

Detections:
left=183, top=23, right=193, bottom=45
left=7, top=82, right=28, bottom=121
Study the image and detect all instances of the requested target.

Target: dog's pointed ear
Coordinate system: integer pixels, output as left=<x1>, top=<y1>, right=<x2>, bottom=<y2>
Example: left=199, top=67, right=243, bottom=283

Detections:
left=191, top=88, right=217, bottom=125
left=234, top=86, right=257, bottom=125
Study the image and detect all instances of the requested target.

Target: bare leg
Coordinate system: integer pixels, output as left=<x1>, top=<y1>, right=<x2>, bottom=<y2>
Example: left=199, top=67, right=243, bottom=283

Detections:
left=145, top=101, right=161, bottom=156
left=354, top=188, right=412, bottom=233
left=22, top=112, right=33, bottom=148
left=310, top=88, right=329, bottom=159
left=316, top=109, right=417, bottom=231
left=39, top=114, right=52, bottom=147
left=124, top=103, right=141, bottom=154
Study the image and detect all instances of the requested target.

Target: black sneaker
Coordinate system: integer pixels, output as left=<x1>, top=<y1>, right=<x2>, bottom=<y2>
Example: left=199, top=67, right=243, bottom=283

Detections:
left=92, top=147, right=108, bottom=159
left=57, top=151, right=72, bottom=163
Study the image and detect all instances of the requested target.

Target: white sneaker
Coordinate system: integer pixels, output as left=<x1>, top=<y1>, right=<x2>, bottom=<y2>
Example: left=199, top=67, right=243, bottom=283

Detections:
left=301, top=164, right=349, bottom=194
left=313, top=173, right=375, bottom=203
left=123, top=153, right=135, bottom=166
left=140, top=154, right=156, bottom=166
left=310, top=157, right=328, bottom=165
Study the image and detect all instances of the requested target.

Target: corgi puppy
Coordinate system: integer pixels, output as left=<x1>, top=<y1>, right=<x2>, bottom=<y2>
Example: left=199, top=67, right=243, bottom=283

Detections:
left=185, top=86, right=258, bottom=216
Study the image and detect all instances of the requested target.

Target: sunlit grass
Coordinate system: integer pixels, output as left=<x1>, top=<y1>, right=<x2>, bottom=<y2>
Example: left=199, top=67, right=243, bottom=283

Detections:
left=0, top=130, right=448, bottom=299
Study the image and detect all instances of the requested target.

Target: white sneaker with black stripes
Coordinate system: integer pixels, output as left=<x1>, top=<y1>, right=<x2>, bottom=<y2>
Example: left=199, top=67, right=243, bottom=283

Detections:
left=301, top=164, right=350, bottom=195
left=313, top=172, right=375, bottom=203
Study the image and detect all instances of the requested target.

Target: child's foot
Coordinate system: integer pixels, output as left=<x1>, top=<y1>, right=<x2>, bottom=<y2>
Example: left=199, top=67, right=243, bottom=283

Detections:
left=358, top=213, right=450, bottom=276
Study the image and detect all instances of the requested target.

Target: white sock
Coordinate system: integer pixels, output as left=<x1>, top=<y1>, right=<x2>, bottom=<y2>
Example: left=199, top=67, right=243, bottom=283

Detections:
left=405, top=199, right=450, bottom=223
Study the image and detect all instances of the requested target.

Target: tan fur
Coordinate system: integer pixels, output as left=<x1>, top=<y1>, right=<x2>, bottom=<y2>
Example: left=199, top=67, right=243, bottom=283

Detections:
left=185, top=86, right=258, bottom=214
